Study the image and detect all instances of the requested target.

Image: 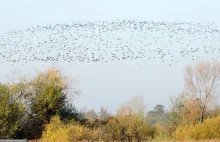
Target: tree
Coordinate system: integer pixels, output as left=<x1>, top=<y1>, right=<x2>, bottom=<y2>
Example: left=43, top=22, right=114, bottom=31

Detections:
left=170, top=92, right=187, bottom=116
left=147, top=104, right=166, bottom=125
left=0, top=84, right=24, bottom=138
left=154, top=104, right=165, bottom=114
left=14, top=68, right=69, bottom=139
left=184, top=60, right=220, bottom=122
left=84, top=109, right=98, bottom=122
left=181, top=99, right=201, bottom=124
left=59, top=103, right=86, bottom=124
left=207, top=104, right=220, bottom=117
left=106, top=96, right=155, bottom=142
left=170, top=92, right=200, bottom=125
left=167, top=92, right=201, bottom=136
left=98, top=107, right=109, bottom=121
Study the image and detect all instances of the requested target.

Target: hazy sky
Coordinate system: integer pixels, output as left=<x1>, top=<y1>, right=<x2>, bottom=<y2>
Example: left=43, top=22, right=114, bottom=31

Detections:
left=0, top=0, right=220, bottom=113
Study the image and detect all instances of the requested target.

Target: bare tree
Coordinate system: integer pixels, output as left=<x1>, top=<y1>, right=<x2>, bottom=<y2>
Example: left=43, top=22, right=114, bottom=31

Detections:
left=124, top=95, right=146, bottom=115
left=184, top=60, right=220, bottom=122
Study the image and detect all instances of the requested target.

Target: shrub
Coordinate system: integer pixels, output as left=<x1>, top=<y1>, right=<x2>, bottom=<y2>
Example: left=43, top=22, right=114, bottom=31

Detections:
left=105, top=114, right=156, bottom=141
left=41, top=115, right=101, bottom=142
left=174, top=116, right=220, bottom=140
left=41, top=115, right=69, bottom=142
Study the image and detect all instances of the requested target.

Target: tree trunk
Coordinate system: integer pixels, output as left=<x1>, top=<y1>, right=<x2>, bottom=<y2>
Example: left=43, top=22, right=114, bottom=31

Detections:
left=135, top=131, right=141, bottom=142
left=128, top=136, right=132, bottom=142
left=136, top=136, right=141, bottom=142
left=200, top=109, right=204, bottom=123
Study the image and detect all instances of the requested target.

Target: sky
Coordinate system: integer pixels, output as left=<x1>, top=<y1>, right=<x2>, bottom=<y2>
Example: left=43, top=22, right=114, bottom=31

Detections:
left=0, top=0, right=220, bottom=113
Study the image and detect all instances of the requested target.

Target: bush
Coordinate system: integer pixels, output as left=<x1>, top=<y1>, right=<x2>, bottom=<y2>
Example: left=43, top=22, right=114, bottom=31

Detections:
left=105, top=114, right=156, bottom=141
left=41, top=115, right=100, bottom=142
left=103, top=96, right=157, bottom=142
left=174, top=116, right=220, bottom=140
left=41, top=115, right=69, bottom=142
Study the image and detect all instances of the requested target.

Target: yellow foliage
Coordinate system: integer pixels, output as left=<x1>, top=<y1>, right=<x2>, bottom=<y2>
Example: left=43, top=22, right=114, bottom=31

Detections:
left=174, top=116, right=220, bottom=140
left=68, top=122, right=91, bottom=141
left=181, top=99, right=201, bottom=125
left=105, top=107, right=155, bottom=141
left=35, top=68, right=67, bottom=89
left=41, top=115, right=100, bottom=142
left=41, top=116, right=70, bottom=142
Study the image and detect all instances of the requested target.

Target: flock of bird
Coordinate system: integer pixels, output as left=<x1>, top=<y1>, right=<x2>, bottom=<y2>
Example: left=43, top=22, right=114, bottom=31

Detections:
left=0, top=19, right=220, bottom=66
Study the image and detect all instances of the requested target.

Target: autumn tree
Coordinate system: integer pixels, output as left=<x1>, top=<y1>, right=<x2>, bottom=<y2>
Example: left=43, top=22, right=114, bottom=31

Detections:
left=0, top=84, right=24, bottom=138
left=13, top=68, right=70, bottom=139
left=170, top=92, right=201, bottom=125
left=107, top=96, right=156, bottom=142
left=184, top=60, right=220, bottom=122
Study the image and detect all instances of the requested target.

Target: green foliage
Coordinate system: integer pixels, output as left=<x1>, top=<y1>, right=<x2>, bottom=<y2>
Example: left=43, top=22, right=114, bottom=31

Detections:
left=30, top=68, right=67, bottom=123
left=59, top=103, right=86, bottom=124
left=15, top=68, right=69, bottom=139
left=174, top=116, right=220, bottom=140
left=147, top=110, right=181, bottom=139
left=165, top=111, right=181, bottom=136
left=0, top=85, right=24, bottom=139
left=147, top=104, right=167, bottom=125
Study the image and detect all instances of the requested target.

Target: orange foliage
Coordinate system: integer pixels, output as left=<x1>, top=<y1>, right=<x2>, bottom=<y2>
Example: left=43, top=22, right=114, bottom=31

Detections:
left=181, top=98, right=201, bottom=125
